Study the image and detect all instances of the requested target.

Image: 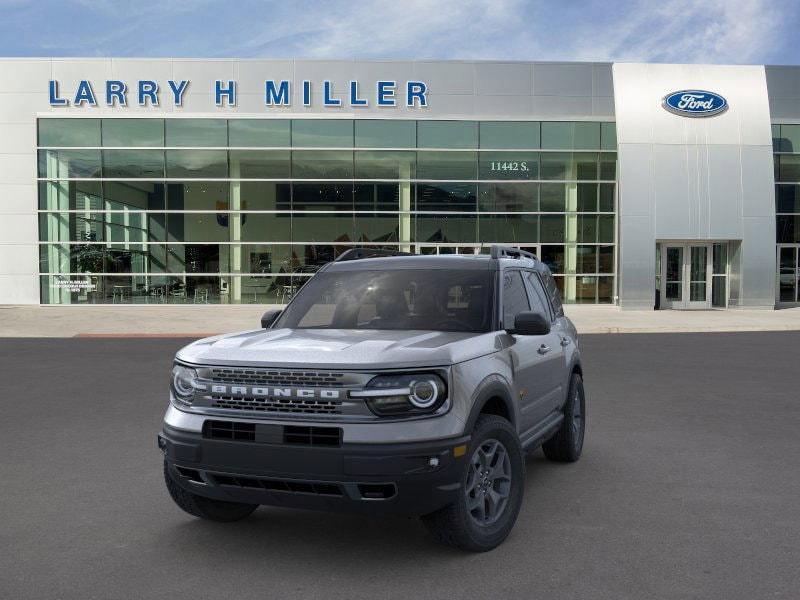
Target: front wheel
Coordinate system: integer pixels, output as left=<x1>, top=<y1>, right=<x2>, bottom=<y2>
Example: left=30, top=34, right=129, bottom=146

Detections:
left=542, top=372, right=586, bottom=463
left=421, top=415, right=525, bottom=552
left=164, top=461, right=258, bottom=522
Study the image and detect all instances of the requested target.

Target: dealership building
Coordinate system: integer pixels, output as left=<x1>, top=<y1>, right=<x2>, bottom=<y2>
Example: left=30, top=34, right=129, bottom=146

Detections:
left=0, top=58, right=799, bottom=309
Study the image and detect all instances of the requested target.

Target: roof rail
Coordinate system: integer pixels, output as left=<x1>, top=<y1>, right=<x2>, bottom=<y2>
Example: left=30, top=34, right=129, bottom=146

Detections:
left=334, top=247, right=413, bottom=262
left=489, top=245, right=538, bottom=261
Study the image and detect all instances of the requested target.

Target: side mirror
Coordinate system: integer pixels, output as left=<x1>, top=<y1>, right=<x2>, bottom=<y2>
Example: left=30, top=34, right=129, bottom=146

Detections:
left=510, top=311, right=550, bottom=335
left=260, top=309, right=282, bottom=329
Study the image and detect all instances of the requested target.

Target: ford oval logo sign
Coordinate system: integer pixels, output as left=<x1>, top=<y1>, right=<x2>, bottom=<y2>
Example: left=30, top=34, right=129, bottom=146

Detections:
left=662, top=90, right=728, bottom=117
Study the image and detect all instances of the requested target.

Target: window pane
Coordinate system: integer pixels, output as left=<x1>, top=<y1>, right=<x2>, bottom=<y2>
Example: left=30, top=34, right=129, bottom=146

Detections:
left=776, top=185, right=800, bottom=213
left=165, top=150, right=228, bottom=178
left=167, top=245, right=226, bottom=273
left=577, top=183, right=598, bottom=212
left=167, top=182, right=230, bottom=210
left=354, top=183, right=402, bottom=211
left=576, top=276, right=597, bottom=303
left=39, top=119, right=100, bottom=147
left=354, top=151, right=415, bottom=179
left=540, top=183, right=566, bottom=212
left=575, top=153, right=599, bottom=180
left=240, top=213, right=291, bottom=242
left=416, top=183, right=476, bottom=211
left=577, top=215, right=597, bottom=242
left=600, top=122, right=617, bottom=150
left=598, top=245, right=614, bottom=273
left=598, top=214, right=614, bottom=242
left=168, top=213, right=230, bottom=242
left=103, top=150, right=164, bottom=178
left=239, top=181, right=291, bottom=210
left=541, top=122, right=573, bottom=149
left=479, top=122, right=540, bottom=149
left=540, top=215, right=565, bottom=242
left=165, top=119, right=227, bottom=147
left=228, top=119, right=290, bottom=147
left=292, top=214, right=354, bottom=242
left=776, top=215, right=799, bottom=242
left=416, top=151, right=477, bottom=179
left=102, top=119, right=164, bottom=147
left=599, top=183, right=615, bottom=212
left=39, top=181, right=103, bottom=210
left=292, top=150, right=353, bottom=178
left=415, top=214, right=477, bottom=243
left=104, top=182, right=165, bottom=210
left=229, top=150, right=290, bottom=178
left=478, top=183, right=538, bottom=212
left=502, top=271, right=530, bottom=329
left=574, top=122, right=601, bottom=149
left=479, top=214, right=538, bottom=243
left=292, top=120, right=353, bottom=147
left=354, top=120, right=415, bottom=148
left=478, top=152, right=539, bottom=179
left=773, top=124, right=782, bottom=152
left=540, top=152, right=570, bottom=180
left=597, top=276, right=613, bottom=303
left=417, top=121, right=478, bottom=148
left=354, top=213, right=401, bottom=242
left=541, top=245, right=565, bottom=274
left=292, top=183, right=354, bottom=211
left=600, top=153, right=616, bottom=180
left=778, top=155, right=800, bottom=182
left=38, top=149, right=102, bottom=178
left=576, top=245, right=598, bottom=273
left=713, top=243, right=727, bottom=274
left=780, top=124, right=800, bottom=153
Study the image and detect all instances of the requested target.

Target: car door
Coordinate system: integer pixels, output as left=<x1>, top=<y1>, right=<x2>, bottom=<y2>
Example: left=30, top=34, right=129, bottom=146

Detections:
left=501, top=270, right=561, bottom=436
left=523, top=270, right=567, bottom=415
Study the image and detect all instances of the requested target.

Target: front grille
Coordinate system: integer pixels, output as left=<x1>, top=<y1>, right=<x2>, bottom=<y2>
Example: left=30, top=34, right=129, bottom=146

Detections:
left=209, top=368, right=347, bottom=388
left=211, top=474, right=343, bottom=497
left=210, top=395, right=343, bottom=415
left=203, top=420, right=256, bottom=441
left=283, top=425, right=342, bottom=447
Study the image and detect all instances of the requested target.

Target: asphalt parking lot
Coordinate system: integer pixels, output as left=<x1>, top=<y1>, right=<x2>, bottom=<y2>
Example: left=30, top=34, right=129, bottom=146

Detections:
left=1, top=332, right=798, bottom=600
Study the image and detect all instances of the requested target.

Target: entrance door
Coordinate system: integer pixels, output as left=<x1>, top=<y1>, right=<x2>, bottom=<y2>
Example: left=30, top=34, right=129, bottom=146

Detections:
left=659, top=243, right=712, bottom=309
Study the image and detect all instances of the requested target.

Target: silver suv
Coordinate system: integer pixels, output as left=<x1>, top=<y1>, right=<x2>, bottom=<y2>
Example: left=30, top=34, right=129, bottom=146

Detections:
left=159, top=246, right=586, bottom=551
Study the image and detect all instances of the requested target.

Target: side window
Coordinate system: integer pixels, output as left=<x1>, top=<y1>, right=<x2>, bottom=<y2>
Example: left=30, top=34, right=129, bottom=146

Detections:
left=523, top=271, right=552, bottom=320
left=541, top=270, right=564, bottom=318
left=502, top=271, right=530, bottom=329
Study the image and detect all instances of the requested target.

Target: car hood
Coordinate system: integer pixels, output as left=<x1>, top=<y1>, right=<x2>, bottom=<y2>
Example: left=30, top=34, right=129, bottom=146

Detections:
left=176, top=328, right=502, bottom=370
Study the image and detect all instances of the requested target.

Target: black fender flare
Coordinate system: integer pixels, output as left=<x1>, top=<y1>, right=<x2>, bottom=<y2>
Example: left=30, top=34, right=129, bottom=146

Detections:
left=463, top=374, right=517, bottom=434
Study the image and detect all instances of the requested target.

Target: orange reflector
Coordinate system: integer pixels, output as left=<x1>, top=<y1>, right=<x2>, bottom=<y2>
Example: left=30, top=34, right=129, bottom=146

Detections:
left=453, top=444, right=467, bottom=458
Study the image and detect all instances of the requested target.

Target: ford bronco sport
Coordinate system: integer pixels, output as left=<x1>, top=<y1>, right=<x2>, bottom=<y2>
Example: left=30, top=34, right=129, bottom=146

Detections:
left=159, top=246, right=586, bottom=551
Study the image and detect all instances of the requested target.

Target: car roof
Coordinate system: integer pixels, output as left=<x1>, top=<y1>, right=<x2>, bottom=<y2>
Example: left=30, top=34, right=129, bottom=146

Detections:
left=323, top=253, right=545, bottom=272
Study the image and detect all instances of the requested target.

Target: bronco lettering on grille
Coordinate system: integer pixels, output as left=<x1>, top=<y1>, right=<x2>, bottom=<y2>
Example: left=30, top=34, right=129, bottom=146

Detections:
left=210, top=384, right=341, bottom=399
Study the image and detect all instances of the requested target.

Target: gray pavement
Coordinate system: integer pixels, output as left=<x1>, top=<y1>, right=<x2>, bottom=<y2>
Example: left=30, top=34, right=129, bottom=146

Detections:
left=1, top=332, right=798, bottom=599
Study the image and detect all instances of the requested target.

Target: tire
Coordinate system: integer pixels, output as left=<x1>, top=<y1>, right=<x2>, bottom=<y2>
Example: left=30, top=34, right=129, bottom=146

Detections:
left=164, top=461, right=258, bottom=522
left=421, top=415, right=525, bottom=552
left=542, top=372, right=586, bottom=463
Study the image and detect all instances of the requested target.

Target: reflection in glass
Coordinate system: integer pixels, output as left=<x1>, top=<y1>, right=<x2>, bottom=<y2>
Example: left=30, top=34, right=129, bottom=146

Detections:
left=354, top=120, right=415, bottom=148
left=103, top=119, right=164, bottom=147
left=292, top=150, right=353, bottom=179
left=229, top=150, right=290, bottom=179
left=38, top=149, right=102, bottom=178
left=165, top=119, right=227, bottom=147
left=478, top=183, right=538, bottom=212
left=229, top=120, right=290, bottom=147
left=478, top=152, right=539, bottom=179
left=39, top=119, right=101, bottom=147
left=103, top=150, right=164, bottom=178
left=292, top=120, right=353, bottom=147
left=479, top=122, right=540, bottom=149
left=416, top=183, right=477, bottom=211
left=417, top=121, right=478, bottom=149
left=165, top=150, right=228, bottom=178
left=416, top=151, right=477, bottom=180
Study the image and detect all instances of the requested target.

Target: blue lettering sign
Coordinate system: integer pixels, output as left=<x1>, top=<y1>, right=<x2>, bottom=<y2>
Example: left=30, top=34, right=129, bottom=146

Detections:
left=377, top=81, right=396, bottom=106
left=49, top=80, right=68, bottom=106
left=406, top=81, right=427, bottom=107
left=168, top=80, right=189, bottom=106
left=323, top=81, right=341, bottom=106
left=74, top=80, right=97, bottom=106
left=349, top=81, right=368, bottom=106
left=215, top=80, right=236, bottom=106
left=265, top=80, right=290, bottom=106
left=302, top=80, right=311, bottom=106
left=106, top=80, right=127, bottom=106
left=138, top=80, right=159, bottom=106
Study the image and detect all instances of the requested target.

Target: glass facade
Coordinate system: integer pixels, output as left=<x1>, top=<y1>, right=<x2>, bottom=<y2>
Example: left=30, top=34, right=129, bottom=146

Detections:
left=37, top=118, right=617, bottom=304
left=773, top=124, right=800, bottom=304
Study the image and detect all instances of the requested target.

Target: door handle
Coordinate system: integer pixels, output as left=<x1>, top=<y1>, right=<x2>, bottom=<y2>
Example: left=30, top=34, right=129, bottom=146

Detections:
left=537, top=344, right=551, bottom=355
left=560, top=336, right=571, bottom=347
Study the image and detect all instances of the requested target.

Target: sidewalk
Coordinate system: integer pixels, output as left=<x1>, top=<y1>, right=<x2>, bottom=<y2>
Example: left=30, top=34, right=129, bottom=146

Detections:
left=2, top=304, right=800, bottom=337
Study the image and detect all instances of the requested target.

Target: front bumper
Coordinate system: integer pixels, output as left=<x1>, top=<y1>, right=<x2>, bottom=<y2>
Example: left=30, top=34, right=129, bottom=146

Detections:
left=160, top=424, right=470, bottom=517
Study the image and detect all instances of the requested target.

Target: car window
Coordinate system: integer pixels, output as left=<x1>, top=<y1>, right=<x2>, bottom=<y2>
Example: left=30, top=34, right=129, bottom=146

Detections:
left=540, top=270, right=564, bottom=318
left=502, top=270, right=530, bottom=330
left=523, top=271, right=552, bottom=321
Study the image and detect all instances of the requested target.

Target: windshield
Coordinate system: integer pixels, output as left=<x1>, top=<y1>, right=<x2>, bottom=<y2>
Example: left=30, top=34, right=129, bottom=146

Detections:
left=275, top=269, right=495, bottom=332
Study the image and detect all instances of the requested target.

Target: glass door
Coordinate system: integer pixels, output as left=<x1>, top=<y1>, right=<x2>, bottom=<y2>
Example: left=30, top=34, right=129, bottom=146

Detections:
left=659, top=243, right=713, bottom=309
left=778, top=246, right=798, bottom=303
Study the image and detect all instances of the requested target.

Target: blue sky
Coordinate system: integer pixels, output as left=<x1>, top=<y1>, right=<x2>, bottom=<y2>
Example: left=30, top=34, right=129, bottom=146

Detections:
left=1, top=0, right=798, bottom=64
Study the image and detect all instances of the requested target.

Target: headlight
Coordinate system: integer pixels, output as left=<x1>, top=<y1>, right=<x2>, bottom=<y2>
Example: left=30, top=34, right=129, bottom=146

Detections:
left=350, top=373, right=447, bottom=416
left=171, top=364, right=198, bottom=405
